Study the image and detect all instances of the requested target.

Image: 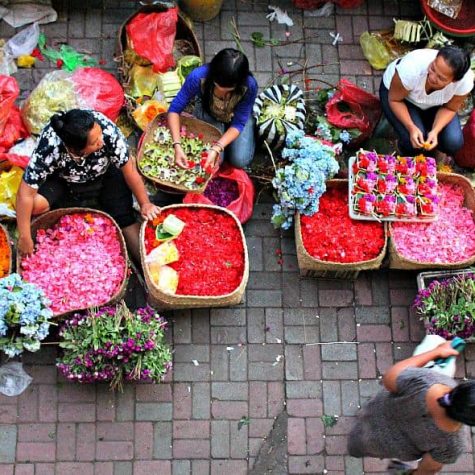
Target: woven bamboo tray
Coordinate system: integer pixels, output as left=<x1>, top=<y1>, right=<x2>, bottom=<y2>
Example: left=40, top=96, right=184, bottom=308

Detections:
left=137, top=112, right=221, bottom=193
left=389, top=173, right=475, bottom=270
left=0, top=159, right=17, bottom=222
left=17, top=208, right=129, bottom=319
left=295, top=179, right=388, bottom=280
left=140, top=204, right=249, bottom=310
left=0, top=222, right=12, bottom=277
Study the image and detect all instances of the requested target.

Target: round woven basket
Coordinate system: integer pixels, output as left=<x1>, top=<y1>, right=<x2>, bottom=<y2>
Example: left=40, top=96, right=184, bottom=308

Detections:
left=389, top=173, right=475, bottom=270
left=17, top=208, right=129, bottom=319
left=137, top=112, right=221, bottom=193
left=140, top=203, right=249, bottom=310
left=295, top=179, right=388, bottom=279
left=0, top=222, right=12, bottom=277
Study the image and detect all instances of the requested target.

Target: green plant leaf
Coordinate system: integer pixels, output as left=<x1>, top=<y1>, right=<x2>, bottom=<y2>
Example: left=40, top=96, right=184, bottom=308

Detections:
left=321, top=414, right=338, bottom=428
left=238, top=416, right=250, bottom=431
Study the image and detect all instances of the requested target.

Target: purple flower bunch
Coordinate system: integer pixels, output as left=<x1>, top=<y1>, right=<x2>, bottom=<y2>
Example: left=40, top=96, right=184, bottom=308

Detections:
left=413, top=273, right=475, bottom=340
left=203, top=177, right=239, bottom=208
left=57, top=303, right=172, bottom=390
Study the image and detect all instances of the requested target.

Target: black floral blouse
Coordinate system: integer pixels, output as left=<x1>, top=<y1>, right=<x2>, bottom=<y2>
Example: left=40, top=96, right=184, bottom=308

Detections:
left=23, top=111, right=129, bottom=189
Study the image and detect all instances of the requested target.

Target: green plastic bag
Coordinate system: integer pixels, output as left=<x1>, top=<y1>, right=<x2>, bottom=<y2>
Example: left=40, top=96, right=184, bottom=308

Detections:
left=359, top=31, right=392, bottom=70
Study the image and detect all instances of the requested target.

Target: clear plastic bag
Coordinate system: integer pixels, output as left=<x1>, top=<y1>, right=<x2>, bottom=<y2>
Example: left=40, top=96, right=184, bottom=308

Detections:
left=0, top=361, right=33, bottom=397
left=5, top=22, right=40, bottom=58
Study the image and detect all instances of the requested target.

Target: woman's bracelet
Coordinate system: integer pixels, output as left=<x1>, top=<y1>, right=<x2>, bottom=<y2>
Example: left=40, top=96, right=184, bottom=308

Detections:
left=172, top=141, right=181, bottom=147
left=213, top=141, right=224, bottom=152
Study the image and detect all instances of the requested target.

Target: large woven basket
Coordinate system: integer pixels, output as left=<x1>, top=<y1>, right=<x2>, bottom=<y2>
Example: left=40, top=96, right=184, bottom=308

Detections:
left=116, top=4, right=202, bottom=122
left=137, top=112, right=221, bottom=193
left=0, top=222, right=12, bottom=277
left=140, top=203, right=249, bottom=310
left=17, top=208, right=129, bottom=319
left=295, top=179, right=388, bottom=280
left=389, top=173, right=475, bottom=270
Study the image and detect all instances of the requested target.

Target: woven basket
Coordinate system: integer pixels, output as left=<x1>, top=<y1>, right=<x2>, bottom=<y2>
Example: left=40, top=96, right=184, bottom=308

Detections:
left=0, top=159, right=17, bottom=222
left=389, top=173, right=475, bottom=270
left=295, top=179, right=388, bottom=280
left=17, top=208, right=129, bottom=319
left=137, top=112, right=221, bottom=193
left=116, top=4, right=202, bottom=122
left=0, top=222, right=12, bottom=277
left=140, top=203, right=249, bottom=310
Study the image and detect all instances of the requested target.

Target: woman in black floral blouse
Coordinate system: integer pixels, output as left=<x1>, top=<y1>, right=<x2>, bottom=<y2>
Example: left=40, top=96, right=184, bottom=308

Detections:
left=16, top=109, right=160, bottom=259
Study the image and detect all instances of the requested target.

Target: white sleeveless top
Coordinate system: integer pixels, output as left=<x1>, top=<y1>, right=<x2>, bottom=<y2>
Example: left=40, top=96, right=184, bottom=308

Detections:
left=383, top=49, right=474, bottom=110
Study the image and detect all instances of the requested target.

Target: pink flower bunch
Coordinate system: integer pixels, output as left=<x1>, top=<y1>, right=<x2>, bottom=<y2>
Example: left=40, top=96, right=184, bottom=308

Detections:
left=21, top=213, right=126, bottom=314
left=392, top=184, right=475, bottom=263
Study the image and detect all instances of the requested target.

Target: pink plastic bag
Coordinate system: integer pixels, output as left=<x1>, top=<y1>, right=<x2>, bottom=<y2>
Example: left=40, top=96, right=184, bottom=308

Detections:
left=0, top=75, right=19, bottom=135
left=126, top=9, right=178, bottom=73
left=183, top=165, right=255, bottom=223
left=72, top=68, right=124, bottom=121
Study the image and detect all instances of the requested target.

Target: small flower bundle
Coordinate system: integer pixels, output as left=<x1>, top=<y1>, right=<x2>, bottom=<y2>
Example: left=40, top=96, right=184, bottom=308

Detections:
left=57, top=303, right=172, bottom=390
left=0, top=273, right=53, bottom=358
left=300, top=186, right=385, bottom=263
left=351, top=151, right=438, bottom=220
left=21, top=212, right=126, bottom=315
left=0, top=225, right=10, bottom=278
left=145, top=207, right=245, bottom=296
left=271, top=129, right=339, bottom=229
left=392, top=183, right=475, bottom=264
left=203, top=177, right=239, bottom=208
left=139, top=125, right=213, bottom=191
left=414, top=273, right=475, bottom=340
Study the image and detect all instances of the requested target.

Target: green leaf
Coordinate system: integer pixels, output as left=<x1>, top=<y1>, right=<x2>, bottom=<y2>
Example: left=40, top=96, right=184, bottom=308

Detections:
left=250, top=32, right=266, bottom=48
left=237, top=416, right=250, bottom=431
left=321, top=414, right=338, bottom=428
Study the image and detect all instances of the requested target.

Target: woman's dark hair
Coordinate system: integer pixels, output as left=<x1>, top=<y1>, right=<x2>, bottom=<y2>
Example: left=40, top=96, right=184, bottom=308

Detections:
left=437, top=46, right=471, bottom=82
left=438, top=381, right=475, bottom=426
left=50, top=109, right=95, bottom=153
left=202, top=48, right=250, bottom=114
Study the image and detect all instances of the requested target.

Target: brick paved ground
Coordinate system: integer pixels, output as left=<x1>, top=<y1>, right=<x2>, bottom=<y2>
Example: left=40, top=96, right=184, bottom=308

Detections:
left=1, top=0, right=475, bottom=474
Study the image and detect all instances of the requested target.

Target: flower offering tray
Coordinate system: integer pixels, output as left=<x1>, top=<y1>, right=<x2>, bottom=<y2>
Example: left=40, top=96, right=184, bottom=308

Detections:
left=348, top=152, right=439, bottom=223
left=137, top=113, right=221, bottom=194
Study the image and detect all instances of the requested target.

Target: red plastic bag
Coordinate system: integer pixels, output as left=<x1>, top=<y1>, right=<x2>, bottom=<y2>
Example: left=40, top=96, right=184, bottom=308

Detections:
left=0, top=106, right=29, bottom=153
left=455, top=110, right=475, bottom=169
left=326, top=79, right=381, bottom=142
left=0, top=75, right=19, bottom=135
left=126, top=9, right=178, bottom=73
left=183, top=165, right=255, bottom=223
left=0, top=153, right=29, bottom=168
left=72, top=68, right=125, bottom=121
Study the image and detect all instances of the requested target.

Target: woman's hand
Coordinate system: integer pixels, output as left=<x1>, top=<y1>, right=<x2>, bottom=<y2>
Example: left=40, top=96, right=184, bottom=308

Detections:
left=18, top=234, right=34, bottom=256
left=425, top=130, right=438, bottom=151
left=203, top=149, right=220, bottom=173
left=140, top=202, right=161, bottom=221
left=409, top=125, right=424, bottom=149
left=174, top=144, right=189, bottom=169
left=435, top=341, right=460, bottom=359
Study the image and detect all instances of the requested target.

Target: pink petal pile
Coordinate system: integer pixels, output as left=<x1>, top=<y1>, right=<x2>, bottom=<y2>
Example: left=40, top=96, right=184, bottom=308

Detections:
left=21, top=213, right=126, bottom=314
left=392, top=184, right=475, bottom=263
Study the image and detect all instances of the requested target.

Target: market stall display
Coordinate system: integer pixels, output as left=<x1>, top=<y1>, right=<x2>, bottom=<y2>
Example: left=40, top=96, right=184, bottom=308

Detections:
left=295, top=180, right=387, bottom=279
left=18, top=208, right=128, bottom=318
left=137, top=113, right=221, bottom=193
left=0, top=223, right=11, bottom=278
left=389, top=173, right=475, bottom=270
left=349, top=151, right=439, bottom=221
left=141, top=204, right=249, bottom=310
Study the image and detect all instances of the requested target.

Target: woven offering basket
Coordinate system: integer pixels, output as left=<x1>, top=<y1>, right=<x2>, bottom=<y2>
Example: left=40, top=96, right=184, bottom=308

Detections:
left=0, top=159, right=18, bottom=222
left=295, top=179, right=388, bottom=280
left=116, top=4, right=202, bottom=122
left=389, top=173, right=475, bottom=270
left=137, top=113, right=221, bottom=193
left=0, top=222, right=12, bottom=277
left=140, top=204, right=249, bottom=310
left=17, top=208, right=129, bottom=319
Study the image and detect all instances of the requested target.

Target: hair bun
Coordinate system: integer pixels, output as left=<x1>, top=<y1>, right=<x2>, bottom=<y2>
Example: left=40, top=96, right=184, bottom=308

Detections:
left=50, top=112, right=66, bottom=131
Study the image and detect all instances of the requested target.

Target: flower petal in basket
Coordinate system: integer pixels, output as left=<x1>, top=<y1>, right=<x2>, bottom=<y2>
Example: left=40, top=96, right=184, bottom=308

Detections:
left=17, top=208, right=128, bottom=319
left=140, top=204, right=249, bottom=310
left=0, top=223, right=12, bottom=278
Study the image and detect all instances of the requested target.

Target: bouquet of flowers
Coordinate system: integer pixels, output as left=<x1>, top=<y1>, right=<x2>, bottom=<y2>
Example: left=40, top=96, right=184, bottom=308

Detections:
left=414, top=273, right=475, bottom=340
left=139, top=125, right=213, bottom=191
left=271, top=129, right=339, bottom=229
left=0, top=273, right=53, bottom=358
left=57, top=303, right=172, bottom=390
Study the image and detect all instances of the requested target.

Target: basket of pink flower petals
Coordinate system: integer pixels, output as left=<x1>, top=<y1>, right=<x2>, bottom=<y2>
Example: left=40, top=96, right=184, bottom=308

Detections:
left=18, top=208, right=129, bottom=319
left=389, top=173, right=475, bottom=270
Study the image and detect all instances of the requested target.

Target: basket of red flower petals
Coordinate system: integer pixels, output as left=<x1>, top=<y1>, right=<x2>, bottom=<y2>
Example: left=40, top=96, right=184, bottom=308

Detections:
left=137, top=113, right=222, bottom=194
left=18, top=208, right=129, bottom=319
left=295, top=180, right=387, bottom=279
left=0, top=223, right=11, bottom=278
left=389, top=173, right=475, bottom=270
left=140, top=204, right=249, bottom=309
